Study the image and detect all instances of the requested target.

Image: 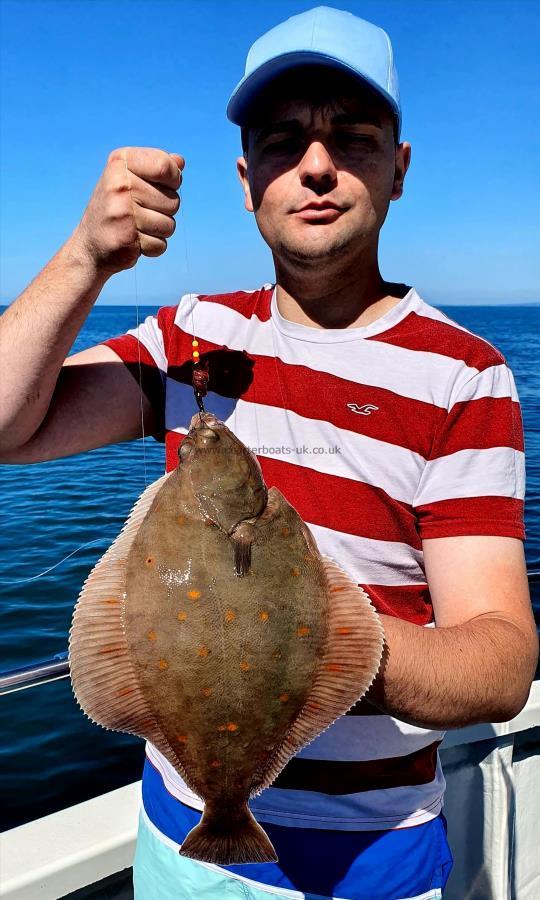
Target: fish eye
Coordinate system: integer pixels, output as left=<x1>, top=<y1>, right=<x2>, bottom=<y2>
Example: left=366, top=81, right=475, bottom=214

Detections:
left=199, top=428, right=219, bottom=442
left=179, top=441, right=193, bottom=459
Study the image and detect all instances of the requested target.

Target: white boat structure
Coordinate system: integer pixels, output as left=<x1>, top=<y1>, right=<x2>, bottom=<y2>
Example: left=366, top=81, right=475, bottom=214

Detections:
left=1, top=652, right=539, bottom=898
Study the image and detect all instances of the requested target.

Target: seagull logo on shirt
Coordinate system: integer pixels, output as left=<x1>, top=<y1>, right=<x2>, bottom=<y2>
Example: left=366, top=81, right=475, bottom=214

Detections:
left=347, top=403, right=379, bottom=416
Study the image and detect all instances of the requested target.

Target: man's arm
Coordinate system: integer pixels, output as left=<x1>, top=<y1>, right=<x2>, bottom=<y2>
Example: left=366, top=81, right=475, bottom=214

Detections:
left=0, top=147, right=183, bottom=462
left=366, top=535, right=538, bottom=730
left=0, top=344, right=161, bottom=463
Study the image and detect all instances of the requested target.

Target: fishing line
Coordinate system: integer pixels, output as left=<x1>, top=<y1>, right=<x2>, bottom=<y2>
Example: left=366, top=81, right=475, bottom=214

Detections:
left=178, top=184, right=197, bottom=350
left=133, top=263, right=148, bottom=488
left=124, top=150, right=149, bottom=488
left=178, top=182, right=194, bottom=336
left=0, top=535, right=118, bottom=585
left=178, top=173, right=208, bottom=412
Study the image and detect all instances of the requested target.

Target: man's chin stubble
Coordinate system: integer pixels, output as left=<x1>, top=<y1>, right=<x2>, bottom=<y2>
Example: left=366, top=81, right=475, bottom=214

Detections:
left=275, top=233, right=362, bottom=266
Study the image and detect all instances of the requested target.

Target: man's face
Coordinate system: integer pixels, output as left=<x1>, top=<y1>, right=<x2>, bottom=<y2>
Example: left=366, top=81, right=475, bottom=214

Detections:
left=236, top=68, right=410, bottom=269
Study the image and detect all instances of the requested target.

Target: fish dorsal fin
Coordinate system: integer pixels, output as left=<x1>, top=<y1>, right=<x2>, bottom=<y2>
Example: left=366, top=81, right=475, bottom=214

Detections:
left=250, top=555, right=384, bottom=797
left=68, top=470, right=198, bottom=788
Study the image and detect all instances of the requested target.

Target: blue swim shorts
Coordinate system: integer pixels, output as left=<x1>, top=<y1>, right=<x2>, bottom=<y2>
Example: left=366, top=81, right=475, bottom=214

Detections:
left=134, top=760, right=453, bottom=900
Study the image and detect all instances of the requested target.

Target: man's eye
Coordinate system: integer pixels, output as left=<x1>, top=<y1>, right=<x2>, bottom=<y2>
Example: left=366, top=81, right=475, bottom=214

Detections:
left=338, top=133, right=374, bottom=142
left=264, top=137, right=301, bottom=153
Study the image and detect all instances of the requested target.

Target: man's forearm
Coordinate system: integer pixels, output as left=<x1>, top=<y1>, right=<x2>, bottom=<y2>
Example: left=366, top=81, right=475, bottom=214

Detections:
left=366, top=613, right=538, bottom=730
left=0, top=233, right=109, bottom=453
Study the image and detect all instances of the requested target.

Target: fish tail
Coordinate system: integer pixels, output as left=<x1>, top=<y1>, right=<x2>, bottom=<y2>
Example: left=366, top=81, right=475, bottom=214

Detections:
left=179, top=802, right=277, bottom=865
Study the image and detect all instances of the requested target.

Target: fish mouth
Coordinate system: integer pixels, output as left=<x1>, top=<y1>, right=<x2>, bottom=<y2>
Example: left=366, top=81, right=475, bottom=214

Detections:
left=188, top=411, right=220, bottom=433
left=181, top=412, right=222, bottom=458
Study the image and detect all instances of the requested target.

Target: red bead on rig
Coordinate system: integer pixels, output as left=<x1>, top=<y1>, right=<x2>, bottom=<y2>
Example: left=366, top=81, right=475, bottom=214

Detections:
left=191, top=339, right=209, bottom=412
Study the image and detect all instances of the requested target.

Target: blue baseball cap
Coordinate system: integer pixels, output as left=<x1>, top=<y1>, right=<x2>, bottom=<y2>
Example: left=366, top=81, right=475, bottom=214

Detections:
left=227, top=6, right=401, bottom=139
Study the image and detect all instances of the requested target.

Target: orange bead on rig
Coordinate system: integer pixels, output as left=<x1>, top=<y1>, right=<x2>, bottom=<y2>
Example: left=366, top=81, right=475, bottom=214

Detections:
left=191, top=339, right=209, bottom=412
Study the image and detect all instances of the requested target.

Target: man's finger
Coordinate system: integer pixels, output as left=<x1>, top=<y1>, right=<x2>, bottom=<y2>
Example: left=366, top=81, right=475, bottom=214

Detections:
left=168, top=153, right=185, bottom=171
left=139, top=234, right=168, bottom=258
left=134, top=207, right=177, bottom=240
left=128, top=172, right=180, bottom=216
left=116, top=147, right=182, bottom=190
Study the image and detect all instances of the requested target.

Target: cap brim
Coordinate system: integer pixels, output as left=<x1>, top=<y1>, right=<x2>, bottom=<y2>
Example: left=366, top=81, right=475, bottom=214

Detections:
left=227, top=51, right=401, bottom=137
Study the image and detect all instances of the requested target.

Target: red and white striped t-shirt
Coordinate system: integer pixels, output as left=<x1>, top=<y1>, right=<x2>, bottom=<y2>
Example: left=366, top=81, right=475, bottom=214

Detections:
left=102, top=284, right=525, bottom=831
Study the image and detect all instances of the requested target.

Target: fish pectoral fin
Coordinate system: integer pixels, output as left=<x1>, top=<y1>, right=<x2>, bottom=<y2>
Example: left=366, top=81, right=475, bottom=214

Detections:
left=231, top=521, right=256, bottom=576
left=254, top=486, right=287, bottom=528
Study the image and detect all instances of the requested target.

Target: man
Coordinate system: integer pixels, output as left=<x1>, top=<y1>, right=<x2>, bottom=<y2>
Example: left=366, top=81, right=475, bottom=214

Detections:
left=0, top=6, right=537, bottom=899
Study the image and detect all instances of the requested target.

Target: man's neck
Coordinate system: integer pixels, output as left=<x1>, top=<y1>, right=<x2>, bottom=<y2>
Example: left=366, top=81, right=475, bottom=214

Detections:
left=273, top=260, right=409, bottom=330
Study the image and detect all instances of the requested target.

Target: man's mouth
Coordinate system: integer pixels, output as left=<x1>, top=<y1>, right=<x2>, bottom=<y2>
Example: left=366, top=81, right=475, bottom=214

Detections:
left=293, top=201, right=345, bottom=222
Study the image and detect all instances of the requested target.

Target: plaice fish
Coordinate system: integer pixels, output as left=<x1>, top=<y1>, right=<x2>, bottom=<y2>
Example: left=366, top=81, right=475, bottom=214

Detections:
left=69, top=412, right=384, bottom=865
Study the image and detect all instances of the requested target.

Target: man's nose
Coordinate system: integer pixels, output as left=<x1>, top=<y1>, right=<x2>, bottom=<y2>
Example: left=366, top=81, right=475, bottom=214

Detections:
left=298, top=140, right=338, bottom=189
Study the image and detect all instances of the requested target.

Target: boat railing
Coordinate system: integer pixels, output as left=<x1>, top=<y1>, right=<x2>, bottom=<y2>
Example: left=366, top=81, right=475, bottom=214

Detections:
left=1, top=570, right=539, bottom=697
left=0, top=651, right=70, bottom=696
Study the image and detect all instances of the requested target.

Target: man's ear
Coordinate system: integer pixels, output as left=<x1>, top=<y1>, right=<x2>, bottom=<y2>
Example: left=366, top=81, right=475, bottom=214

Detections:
left=391, top=142, right=411, bottom=201
left=236, top=155, right=254, bottom=213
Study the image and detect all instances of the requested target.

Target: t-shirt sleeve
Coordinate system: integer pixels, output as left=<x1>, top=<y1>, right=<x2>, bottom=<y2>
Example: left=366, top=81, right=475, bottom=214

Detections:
left=101, top=312, right=168, bottom=442
left=413, top=361, right=526, bottom=540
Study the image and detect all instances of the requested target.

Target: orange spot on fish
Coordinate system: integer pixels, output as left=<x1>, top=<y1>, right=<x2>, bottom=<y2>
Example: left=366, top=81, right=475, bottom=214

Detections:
left=158, top=659, right=169, bottom=670
left=227, top=723, right=239, bottom=731
left=176, top=734, right=188, bottom=743
left=197, top=646, right=210, bottom=657
left=117, top=687, right=135, bottom=697
left=176, top=515, right=186, bottom=526
left=147, top=630, right=157, bottom=641
left=239, top=660, right=250, bottom=672
left=291, top=567, right=301, bottom=577
left=225, top=609, right=236, bottom=623
left=297, top=626, right=311, bottom=637
left=282, top=526, right=290, bottom=537
left=259, top=610, right=269, bottom=621
left=336, top=627, right=352, bottom=635
left=188, top=590, right=201, bottom=601
left=308, top=701, right=322, bottom=711
left=104, top=597, right=120, bottom=605
left=279, top=693, right=290, bottom=703
left=99, top=645, right=123, bottom=654
left=210, top=760, right=221, bottom=768
left=177, top=611, right=187, bottom=622
left=326, top=663, right=343, bottom=672
left=146, top=556, right=155, bottom=567
left=330, top=585, right=347, bottom=593
left=201, top=687, right=212, bottom=697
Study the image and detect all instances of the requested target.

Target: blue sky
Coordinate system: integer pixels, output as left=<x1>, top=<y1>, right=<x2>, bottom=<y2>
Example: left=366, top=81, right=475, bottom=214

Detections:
left=1, top=0, right=538, bottom=306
